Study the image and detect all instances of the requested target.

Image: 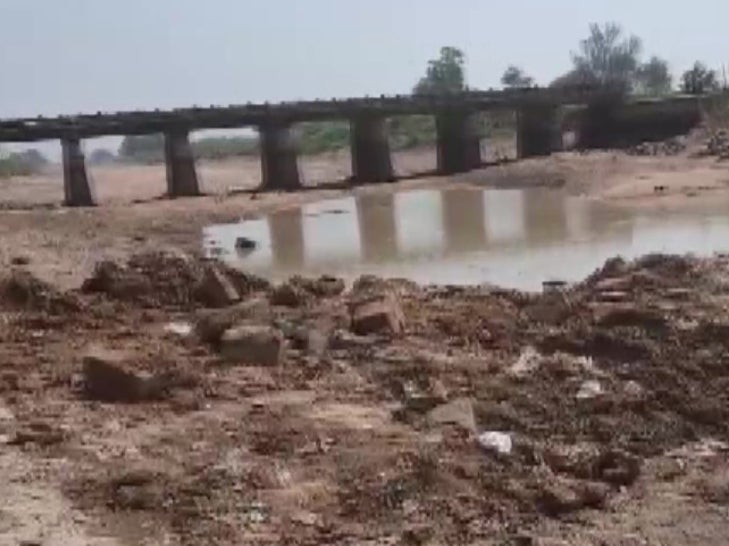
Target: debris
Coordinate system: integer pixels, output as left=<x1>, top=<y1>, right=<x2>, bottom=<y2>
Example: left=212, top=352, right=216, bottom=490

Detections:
left=194, top=263, right=240, bottom=307
left=351, top=293, right=405, bottom=335
left=270, top=281, right=307, bottom=307
left=537, top=478, right=611, bottom=516
left=163, top=321, right=193, bottom=337
left=509, top=346, right=543, bottom=377
left=82, top=348, right=168, bottom=402
left=219, top=325, right=285, bottom=366
left=426, top=398, right=476, bottom=432
left=477, top=431, right=513, bottom=455
left=576, top=380, right=603, bottom=400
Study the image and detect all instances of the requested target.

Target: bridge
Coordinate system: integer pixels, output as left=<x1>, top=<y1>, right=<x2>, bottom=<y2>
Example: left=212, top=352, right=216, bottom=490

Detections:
left=0, top=85, right=697, bottom=207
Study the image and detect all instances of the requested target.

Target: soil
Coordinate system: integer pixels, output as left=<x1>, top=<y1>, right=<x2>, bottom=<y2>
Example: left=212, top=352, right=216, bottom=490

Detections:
left=2, top=136, right=729, bottom=544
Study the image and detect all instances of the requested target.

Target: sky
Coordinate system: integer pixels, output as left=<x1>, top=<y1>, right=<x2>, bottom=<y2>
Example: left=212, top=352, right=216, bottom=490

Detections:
left=0, top=0, right=728, bottom=149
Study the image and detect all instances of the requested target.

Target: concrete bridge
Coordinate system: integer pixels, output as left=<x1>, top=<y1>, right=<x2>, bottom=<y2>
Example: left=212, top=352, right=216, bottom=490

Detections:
left=0, top=86, right=697, bottom=207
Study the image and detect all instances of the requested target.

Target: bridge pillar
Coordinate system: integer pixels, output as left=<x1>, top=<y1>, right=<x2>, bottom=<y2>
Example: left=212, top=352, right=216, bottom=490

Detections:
left=164, top=130, right=201, bottom=197
left=259, top=123, right=301, bottom=191
left=350, top=115, right=393, bottom=183
left=516, top=105, right=563, bottom=158
left=436, top=111, right=481, bottom=174
left=61, top=137, right=96, bottom=207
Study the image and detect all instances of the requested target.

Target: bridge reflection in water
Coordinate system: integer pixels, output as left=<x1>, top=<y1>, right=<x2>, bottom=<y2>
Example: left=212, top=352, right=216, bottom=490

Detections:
left=204, top=186, right=729, bottom=290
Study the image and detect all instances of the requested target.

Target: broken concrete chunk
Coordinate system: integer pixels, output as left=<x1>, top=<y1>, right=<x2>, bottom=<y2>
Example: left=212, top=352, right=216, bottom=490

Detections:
left=220, top=325, right=285, bottom=366
left=426, top=397, right=476, bottom=432
left=194, top=264, right=240, bottom=308
left=82, top=349, right=166, bottom=403
left=351, top=293, right=405, bottom=336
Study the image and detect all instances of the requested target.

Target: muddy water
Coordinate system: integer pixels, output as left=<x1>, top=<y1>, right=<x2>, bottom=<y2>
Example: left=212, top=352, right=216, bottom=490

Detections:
left=203, top=187, right=729, bottom=290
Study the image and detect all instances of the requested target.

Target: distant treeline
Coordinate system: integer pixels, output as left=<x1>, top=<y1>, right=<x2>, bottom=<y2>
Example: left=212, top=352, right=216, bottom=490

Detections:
left=0, top=149, right=48, bottom=177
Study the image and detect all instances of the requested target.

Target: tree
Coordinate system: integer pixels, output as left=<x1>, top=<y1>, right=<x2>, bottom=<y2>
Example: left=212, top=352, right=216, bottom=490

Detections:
left=501, top=65, right=534, bottom=88
left=118, top=134, right=164, bottom=163
left=413, top=46, right=466, bottom=95
left=635, top=56, right=672, bottom=95
left=571, top=22, right=642, bottom=90
left=681, top=62, right=719, bottom=94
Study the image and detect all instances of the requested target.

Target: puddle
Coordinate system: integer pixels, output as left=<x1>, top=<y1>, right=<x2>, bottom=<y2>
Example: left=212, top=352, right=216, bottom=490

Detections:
left=204, top=187, right=729, bottom=290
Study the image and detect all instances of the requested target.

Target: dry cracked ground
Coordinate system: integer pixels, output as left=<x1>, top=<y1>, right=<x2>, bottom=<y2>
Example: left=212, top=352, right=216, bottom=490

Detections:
left=1, top=248, right=729, bottom=545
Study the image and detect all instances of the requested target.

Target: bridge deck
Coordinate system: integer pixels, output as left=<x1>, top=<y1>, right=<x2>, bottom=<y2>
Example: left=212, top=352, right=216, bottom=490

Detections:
left=0, top=86, right=622, bottom=142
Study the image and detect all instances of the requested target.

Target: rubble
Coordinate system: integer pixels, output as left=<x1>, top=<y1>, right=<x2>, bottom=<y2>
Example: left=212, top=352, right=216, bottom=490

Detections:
left=350, top=292, right=405, bottom=335
left=82, top=348, right=169, bottom=402
left=219, top=325, right=285, bottom=366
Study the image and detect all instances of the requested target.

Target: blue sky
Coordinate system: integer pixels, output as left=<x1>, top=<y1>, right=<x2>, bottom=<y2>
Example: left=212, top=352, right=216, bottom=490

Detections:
left=0, top=0, right=727, bottom=118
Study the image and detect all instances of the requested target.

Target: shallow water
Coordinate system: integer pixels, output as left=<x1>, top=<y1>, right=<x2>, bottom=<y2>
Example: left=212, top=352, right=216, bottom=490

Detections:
left=203, top=187, right=729, bottom=291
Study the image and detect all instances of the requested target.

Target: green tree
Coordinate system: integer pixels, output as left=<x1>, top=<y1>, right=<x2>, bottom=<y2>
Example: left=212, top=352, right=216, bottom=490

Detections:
left=680, top=62, right=719, bottom=94
left=571, top=22, right=642, bottom=90
left=635, top=56, right=672, bottom=95
left=413, top=46, right=466, bottom=95
left=501, top=65, right=534, bottom=88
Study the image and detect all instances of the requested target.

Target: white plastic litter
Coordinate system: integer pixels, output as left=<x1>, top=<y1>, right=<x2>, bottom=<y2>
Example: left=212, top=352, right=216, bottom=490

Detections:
left=477, top=431, right=513, bottom=455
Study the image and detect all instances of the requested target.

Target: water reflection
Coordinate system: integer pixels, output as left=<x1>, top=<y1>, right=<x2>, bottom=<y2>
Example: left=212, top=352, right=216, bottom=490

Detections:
left=203, top=186, right=729, bottom=290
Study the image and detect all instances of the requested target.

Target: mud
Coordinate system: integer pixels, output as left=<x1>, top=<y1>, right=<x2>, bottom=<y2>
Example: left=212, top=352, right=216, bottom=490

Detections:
left=2, top=249, right=729, bottom=544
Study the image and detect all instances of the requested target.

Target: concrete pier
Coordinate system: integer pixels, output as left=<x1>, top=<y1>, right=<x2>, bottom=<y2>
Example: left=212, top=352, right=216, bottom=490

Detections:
left=61, top=137, right=96, bottom=207
left=260, top=123, right=302, bottom=191
left=517, top=105, right=563, bottom=158
left=350, top=115, right=393, bottom=183
left=164, top=130, right=201, bottom=197
left=436, top=111, right=481, bottom=174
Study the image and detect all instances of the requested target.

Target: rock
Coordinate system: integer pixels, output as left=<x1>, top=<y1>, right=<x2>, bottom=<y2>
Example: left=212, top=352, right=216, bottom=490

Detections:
left=309, top=275, right=346, bottom=297
left=400, top=378, right=448, bottom=412
left=576, top=380, right=603, bottom=400
left=219, top=325, right=285, bottom=366
left=194, top=264, right=240, bottom=307
left=351, top=293, right=405, bottom=336
left=509, top=346, right=543, bottom=378
left=195, top=297, right=272, bottom=344
left=477, top=431, right=513, bottom=455
left=427, top=398, right=476, bottom=432
left=163, top=321, right=193, bottom=337
left=537, top=478, right=610, bottom=516
left=82, top=348, right=167, bottom=402
left=525, top=292, right=571, bottom=325
left=594, top=449, right=642, bottom=486
left=270, top=282, right=307, bottom=307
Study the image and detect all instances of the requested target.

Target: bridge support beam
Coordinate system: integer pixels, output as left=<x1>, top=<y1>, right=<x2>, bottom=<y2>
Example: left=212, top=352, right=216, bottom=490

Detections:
left=259, top=123, right=302, bottom=191
left=350, top=115, right=393, bottom=183
left=61, top=137, right=96, bottom=207
left=516, top=105, right=563, bottom=158
left=164, top=130, right=201, bottom=197
left=436, top=111, right=481, bottom=174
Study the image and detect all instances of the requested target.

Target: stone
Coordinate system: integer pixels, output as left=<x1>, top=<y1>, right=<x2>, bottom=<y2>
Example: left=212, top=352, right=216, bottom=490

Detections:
left=219, top=325, right=285, bottom=366
left=10, top=255, right=30, bottom=266
left=427, top=398, right=476, bottom=432
left=195, top=297, right=272, bottom=344
left=235, top=236, right=257, bottom=251
left=594, top=449, right=642, bottom=486
left=537, top=478, right=610, bottom=516
left=477, top=431, right=513, bottom=455
left=82, top=348, right=167, bottom=402
left=270, top=282, right=307, bottom=307
left=351, top=293, right=405, bottom=335
left=194, top=264, right=240, bottom=308
left=576, top=380, right=604, bottom=400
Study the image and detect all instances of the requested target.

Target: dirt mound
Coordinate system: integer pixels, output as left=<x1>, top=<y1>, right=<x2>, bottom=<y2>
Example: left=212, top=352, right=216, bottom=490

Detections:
left=82, top=250, right=270, bottom=308
left=0, top=268, right=79, bottom=313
